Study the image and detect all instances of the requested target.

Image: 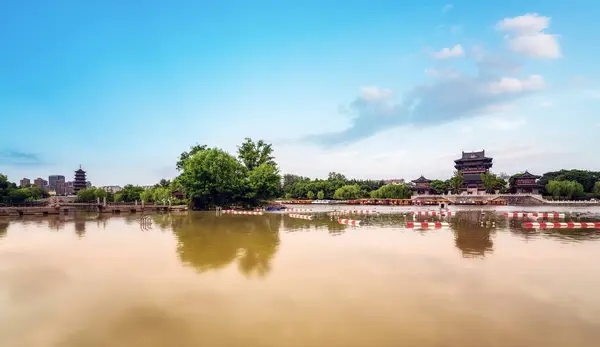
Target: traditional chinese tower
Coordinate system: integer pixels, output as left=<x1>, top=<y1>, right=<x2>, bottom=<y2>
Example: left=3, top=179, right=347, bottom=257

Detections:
left=73, top=165, right=87, bottom=193
left=454, top=150, right=493, bottom=193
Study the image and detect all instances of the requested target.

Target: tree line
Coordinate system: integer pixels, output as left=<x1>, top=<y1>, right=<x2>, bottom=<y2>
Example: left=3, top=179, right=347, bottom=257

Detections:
left=0, top=174, right=49, bottom=203
left=3, top=142, right=599, bottom=207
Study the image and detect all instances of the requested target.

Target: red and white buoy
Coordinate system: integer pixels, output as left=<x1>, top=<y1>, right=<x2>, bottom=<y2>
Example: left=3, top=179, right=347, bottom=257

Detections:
left=328, top=210, right=377, bottom=216
left=285, top=208, right=312, bottom=212
left=410, top=211, right=452, bottom=217
left=338, top=218, right=361, bottom=226
left=504, top=212, right=565, bottom=219
left=406, top=222, right=450, bottom=229
left=289, top=214, right=313, bottom=220
left=230, top=210, right=263, bottom=215
left=522, top=222, right=600, bottom=229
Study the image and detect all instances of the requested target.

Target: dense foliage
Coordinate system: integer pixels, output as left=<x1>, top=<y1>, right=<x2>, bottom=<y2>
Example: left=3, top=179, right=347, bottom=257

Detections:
left=175, top=138, right=281, bottom=209
left=546, top=180, right=585, bottom=200
left=370, top=184, right=412, bottom=199
left=535, top=170, right=600, bottom=199
left=0, top=174, right=49, bottom=203
left=282, top=172, right=385, bottom=199
left=76, top=187, right=109, bottom=202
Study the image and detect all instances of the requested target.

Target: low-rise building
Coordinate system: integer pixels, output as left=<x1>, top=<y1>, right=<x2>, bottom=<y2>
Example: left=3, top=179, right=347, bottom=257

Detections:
left=65, top=181, right=74, bottom=195
left=33, top=178, right=48, bottom=191
left=383, top=179, right=405, bottom=185
left=511, top=171, right=542, bottom=194
left=410, top=176, right=435, bottom=195
left=55, top=180, right=66, bottom=195
left=20, top=178, right=30, bottom=187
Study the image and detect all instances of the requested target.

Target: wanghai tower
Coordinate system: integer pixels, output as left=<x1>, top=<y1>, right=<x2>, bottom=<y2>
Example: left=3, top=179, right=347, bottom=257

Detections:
left=73, top=165, right=87, bottom=193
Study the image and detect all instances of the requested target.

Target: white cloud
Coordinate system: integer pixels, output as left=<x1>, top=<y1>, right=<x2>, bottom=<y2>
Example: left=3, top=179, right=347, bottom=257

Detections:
left=488, top=75, right=545, bottom=94
left=496, top=13, right=560, bottom=59
left=432, top=44, right=465, bottom=59
left=496, top=13, right=549, bottom=34
left=442, top=4, right=453, bottom=13
left=359, top=86, right=394, bottom=100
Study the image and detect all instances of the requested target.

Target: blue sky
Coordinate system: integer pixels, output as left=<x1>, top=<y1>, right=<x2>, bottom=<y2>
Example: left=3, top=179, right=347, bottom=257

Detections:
left=1, top=0, right=599, bottom=186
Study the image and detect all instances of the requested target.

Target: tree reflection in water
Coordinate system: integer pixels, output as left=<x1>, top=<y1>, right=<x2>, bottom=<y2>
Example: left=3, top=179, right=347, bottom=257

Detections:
left=282, top=214, right=348, bottom=235
left=451, top=211, right=496, bottom=258
left=0, top=220, right=8, bottom=238
left=171, top=213, right=281, bottom=277
left=74, top=220, right=86, bottom=238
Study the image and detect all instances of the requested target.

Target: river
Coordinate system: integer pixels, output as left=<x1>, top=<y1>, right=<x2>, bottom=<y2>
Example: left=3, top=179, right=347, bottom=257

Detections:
left=1, top=208, right=600, bottom=347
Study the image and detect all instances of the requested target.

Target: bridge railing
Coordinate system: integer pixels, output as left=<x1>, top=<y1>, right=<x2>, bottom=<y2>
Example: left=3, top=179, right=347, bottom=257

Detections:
left=61, top=201, right=169, bottom=206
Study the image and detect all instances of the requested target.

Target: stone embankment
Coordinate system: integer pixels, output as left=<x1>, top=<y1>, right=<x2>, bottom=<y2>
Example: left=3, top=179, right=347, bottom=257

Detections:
left=413, top=193, right=600, bottom=206
left=0, top=203, right=188, bottom=217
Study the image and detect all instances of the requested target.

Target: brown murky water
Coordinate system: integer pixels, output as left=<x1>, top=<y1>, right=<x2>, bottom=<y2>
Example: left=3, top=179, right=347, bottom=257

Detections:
left=1, top=210, right=600, bottom=347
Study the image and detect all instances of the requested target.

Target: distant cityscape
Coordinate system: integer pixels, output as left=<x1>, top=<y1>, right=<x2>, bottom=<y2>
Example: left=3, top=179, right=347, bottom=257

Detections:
left=17, top=165, right=156, bottom=197
left=19, top=165, right=93, bottom=197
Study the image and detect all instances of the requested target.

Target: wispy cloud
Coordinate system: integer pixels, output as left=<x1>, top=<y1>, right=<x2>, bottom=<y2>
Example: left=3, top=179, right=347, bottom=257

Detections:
left=432, top=44, right=465, bottom=59
left=442, top=4, right=453, bottom=14
left=303, top=73, right=545, bottom=147
left=302, top=14, right=556, bottom=147
left=0, top=150, right=44, bottom=166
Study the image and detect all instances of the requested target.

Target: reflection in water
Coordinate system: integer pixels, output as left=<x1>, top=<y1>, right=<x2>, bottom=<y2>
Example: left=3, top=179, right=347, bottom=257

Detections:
left=74, top=220, right=86, bottom=238
left=451, top=211, right=495, bottom=258
left=2, top=210, right=600, bottom=346
left=171, top=213, right=280, bottom=277
left=282, top=214, right=348, bottom=234
left=152, top=214, right=175, bottom=231
left=0, top=220, right=8, bottom=238
left=539, top=229, right=600, bottom=243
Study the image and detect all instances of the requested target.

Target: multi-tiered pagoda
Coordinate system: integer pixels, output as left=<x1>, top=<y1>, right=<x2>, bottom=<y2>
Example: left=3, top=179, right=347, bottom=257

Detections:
left=454, top=150, right=493, bottom=194
left=73, top=165, right=87, bottom=193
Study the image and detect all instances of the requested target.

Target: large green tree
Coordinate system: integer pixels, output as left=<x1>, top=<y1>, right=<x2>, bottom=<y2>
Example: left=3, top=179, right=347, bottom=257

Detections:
left=480, top=172, right=507, bottom=193
left=237, top=138, right=275, bottom=171
left=176, top=144, right=208, bottom=172
left=333, top=184, right=361, bottom=200
left=430, top=180, right=449, bottom=194
left=178, top=148, right=247, bottom=208
left=243, top=162, right=281, bottom=204
left=546, top=180, right=585, bottom=200
left=449, top=171, right=464, bottom=194
left=370, top=184, right=412, bottom=199
left=114, top=185, right=145, bottom=202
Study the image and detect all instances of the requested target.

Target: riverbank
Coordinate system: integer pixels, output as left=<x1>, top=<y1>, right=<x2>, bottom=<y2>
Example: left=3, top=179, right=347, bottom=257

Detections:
left=0, top=204, right=188, bottom=217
